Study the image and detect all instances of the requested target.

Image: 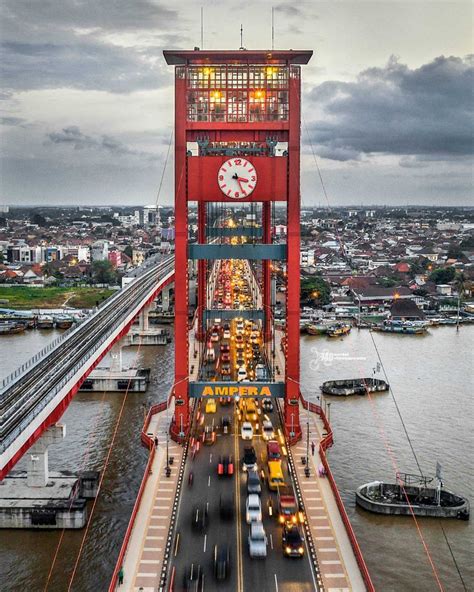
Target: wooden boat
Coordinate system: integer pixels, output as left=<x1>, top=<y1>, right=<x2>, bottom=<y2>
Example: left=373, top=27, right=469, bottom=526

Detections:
left=0, top=321, right=26, bottom=335
left=372, top=320, right=427, bottom=334
left=356, top=472, right=469, bottom=520
left=54, top=315, right=74, bottom=329
left=321, top=377, right=389, bottom=396
left=326, top=323, right=351, bottom=338
left=36, top=315, right=54, bottom=329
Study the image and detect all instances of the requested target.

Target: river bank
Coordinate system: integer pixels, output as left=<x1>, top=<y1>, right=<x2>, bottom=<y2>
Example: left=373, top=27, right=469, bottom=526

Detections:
left=0, top=286, right=115, bottom=309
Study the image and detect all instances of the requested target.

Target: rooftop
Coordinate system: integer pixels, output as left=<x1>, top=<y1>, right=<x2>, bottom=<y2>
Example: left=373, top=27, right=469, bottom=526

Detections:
left=163, top=49, right=313, bottom=65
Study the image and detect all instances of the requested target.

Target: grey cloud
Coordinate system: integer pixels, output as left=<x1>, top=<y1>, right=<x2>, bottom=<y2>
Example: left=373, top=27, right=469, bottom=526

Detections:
left=399, top=156, right=429, bottom=169
left=46, top=126, right=159, bottom=161
left=1, top=40, right=172, bottom=93
left=274, top=4, right=303, bottom=17
left=306, top=55, right=474, bottom=161
left=0, top=116, right=26, bottom=126
left=1, top=0, right=179, bottom=38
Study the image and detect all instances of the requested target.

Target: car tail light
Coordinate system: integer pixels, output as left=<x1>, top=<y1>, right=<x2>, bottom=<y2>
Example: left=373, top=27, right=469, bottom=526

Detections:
left=218, top=464, right=223, bottom=475
left=229, top=464, right=234, bottom=474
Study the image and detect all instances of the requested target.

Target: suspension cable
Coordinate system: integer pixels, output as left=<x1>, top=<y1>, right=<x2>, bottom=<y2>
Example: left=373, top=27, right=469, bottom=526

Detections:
left=66, top=336, right=144, bottom=591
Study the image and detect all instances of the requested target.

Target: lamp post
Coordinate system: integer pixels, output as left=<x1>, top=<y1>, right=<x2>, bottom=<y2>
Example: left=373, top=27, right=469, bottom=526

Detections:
left=327, top=402, right=331, bottom=424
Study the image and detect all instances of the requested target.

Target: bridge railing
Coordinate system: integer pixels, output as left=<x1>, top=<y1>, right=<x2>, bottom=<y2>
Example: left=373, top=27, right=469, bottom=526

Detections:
left=300, top=393, right=375, bottom=592
left=1, top=266, right=174, bottom=454
left=109, top=390, right=175, bottom=592
left=0, top=259, right=173, bottom=392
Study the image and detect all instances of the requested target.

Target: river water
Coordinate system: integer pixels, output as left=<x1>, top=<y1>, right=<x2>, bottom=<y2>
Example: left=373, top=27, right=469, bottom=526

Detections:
left=0, top=326, right=472, bottom=591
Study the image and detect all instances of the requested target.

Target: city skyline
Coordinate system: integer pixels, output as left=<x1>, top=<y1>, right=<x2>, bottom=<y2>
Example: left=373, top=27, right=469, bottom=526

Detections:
left=1, top=0, right=473, bottom=206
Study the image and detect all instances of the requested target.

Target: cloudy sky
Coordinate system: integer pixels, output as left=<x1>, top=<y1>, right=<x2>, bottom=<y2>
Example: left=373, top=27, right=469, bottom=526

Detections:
left=0, top=0, right=472, bottom=206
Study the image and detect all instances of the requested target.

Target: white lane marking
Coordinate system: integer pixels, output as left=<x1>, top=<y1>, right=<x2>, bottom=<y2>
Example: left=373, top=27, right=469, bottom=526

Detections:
left=274, top=573, right=279, bottom=592
left=270, top=533, right=273, bottom=549
left=324, top=573, right=347, bottom=578
left=210, top=453, right=213, bottom=463
left=319, top=547, right=337, bottom=552
left=208, top=475, right=211, bottom=487
left=322, top=560, right=342, bottom=565
left=203, top=534, right=207, bottom=553
left=315, top=536, right=334, bottom=541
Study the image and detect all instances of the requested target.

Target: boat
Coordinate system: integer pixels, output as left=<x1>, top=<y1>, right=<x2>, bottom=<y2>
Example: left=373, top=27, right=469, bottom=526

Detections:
left=326, top=323, right=351, bottom=338
left=36, top=315, right=54, bottom=329
left=0, top=321, right=26, bottom=335
left=306, top=323, right=330, bottom=335
left=372, top=320, right=427, bottom=334
left=53, top=314, right=74, bottom=329
left=321, top=377, right=389, bottom=396
left=356, top=472, right=469, bottom=520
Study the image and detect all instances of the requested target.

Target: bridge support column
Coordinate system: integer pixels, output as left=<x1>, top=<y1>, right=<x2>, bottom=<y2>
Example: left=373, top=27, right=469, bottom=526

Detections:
left=138, top=304, right=153, bottom=332
left=26, top=424, right=65, bottom=487
left=161, top=287, right=171, bottom=313
left=109, top=342, right=123, bottom=372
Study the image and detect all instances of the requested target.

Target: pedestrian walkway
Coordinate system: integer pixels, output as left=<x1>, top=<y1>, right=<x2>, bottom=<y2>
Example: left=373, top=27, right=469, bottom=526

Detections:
left=292, top=403, right=366, bottom=592
left=115, top=402, right=184, bottom=592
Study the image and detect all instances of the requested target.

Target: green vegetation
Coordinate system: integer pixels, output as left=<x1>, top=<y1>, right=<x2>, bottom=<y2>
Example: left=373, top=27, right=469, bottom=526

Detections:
left=428, top=266, right=456, bottom=284
left=301, top=275, right=331, bottom=306
left=0, top=286, right=115, bottom=309
left=92, top=260, right=117, bottom=284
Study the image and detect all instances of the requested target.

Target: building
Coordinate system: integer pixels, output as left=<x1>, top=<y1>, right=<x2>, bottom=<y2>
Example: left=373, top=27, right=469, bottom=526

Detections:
left=108, top=247, right=122, bottom=268
left=389, top=299, right=425, bottom=320
left=91, top=240, right=109, bottom=262
left=300, top=250, right=315, bottom=267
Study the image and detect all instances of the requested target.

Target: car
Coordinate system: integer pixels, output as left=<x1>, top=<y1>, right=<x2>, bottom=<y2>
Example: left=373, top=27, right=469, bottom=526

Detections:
left=235, top=334, right=244, bottom=345
left=246, top=494, right=262, bottom=523
left=255, top=364, right=268, bottom=381
left=205, top=399, right=217, bottom=414
left=214, top=544, right=231, bottom=580
left=267, top=440, right=282, bottom=460
left=183, top=563, right=204, bottom=592
left=241, top=422, right=253, bottom=440
left=282, top=523, right=305, bottom=558
left=223, top=328, right=231, bottom=339
left=219, top=495, right=234, bottom=521
left=242, top=446, right=257, bottom=472
left=221, top=362, right=231, bottom=376
left=237, top=367, right=248, bottom=382
left=262, top=420, right=275, bottom=441
left=248, top=521, right=268, bottom=558
left=247, top=468, right=261, bottom=494
left=221, top=415, right=231, bottom=433
left=220, top=343, right=230, bottom=353
left=262, top=399, right=274, bottom=413
left=245, top=399, right=258, bottom=421
left=206, top=346, right=216, bottom=363
left=191, top=505, right=209, bottom=532
left=211, top=330, right=220, bottom=342
left=235, top=357, right=245, bottom=369
left=203, top=426, right=216, bottom=445
left=221, top=352, right=231, bottom=363
left=217, top=455, right=234, bottom=476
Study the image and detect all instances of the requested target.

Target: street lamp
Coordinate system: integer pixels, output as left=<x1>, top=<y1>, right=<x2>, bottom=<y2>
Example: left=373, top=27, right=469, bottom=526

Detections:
left=327, top=402, right=332, bottom=424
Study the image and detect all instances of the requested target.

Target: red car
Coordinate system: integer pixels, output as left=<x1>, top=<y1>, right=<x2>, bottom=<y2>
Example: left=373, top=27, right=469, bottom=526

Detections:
left=221, top=352, right=231, bottom=363
left=217, top=455, right=234, bottom=476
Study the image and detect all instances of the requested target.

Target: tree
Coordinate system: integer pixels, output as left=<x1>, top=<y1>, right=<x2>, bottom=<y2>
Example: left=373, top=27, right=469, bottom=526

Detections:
left=446, top=244, right=464, bottom=259
left=31, top=213, right=47, bottom=226
left=301, top=276, right=331, bottom=306
left=92, top=260, right=117, bottom=285
left=124, top=245, right=133, bottom=258
left=428, top=266, right=456, bottom=284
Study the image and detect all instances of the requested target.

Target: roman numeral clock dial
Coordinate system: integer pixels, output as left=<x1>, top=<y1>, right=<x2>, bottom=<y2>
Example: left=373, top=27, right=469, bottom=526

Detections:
left=217, top=158, right=258, bottom=199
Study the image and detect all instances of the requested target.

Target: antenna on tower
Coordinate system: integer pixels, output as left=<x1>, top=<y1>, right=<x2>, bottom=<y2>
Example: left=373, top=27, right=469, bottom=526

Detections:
left=271, top=7, right=275, bottom=50
left=239, top=24, right=245, bottom=50
left=200, top=7, right=204, bottom=49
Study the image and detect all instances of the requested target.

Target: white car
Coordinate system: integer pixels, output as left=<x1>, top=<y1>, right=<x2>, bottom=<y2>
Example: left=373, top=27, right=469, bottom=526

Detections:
left=237, top=366, right=248, bottom=382
left=241, top=422, right=253, bottom=440
left=246, top=494, right=262, bottom=524
left=223, top=329, right=231, bottom=339
left=262, top=420, right=274, bottom=441
left=248, top=521, right=268, bottom=558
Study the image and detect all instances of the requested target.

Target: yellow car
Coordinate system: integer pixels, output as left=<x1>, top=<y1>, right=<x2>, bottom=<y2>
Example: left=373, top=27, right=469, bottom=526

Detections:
left=205, top=399, right=217, bottom=414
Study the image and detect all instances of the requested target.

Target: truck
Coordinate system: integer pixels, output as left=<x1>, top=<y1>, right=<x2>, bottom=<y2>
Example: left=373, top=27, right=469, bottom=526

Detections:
left=277, top=486, right=298, bottom=524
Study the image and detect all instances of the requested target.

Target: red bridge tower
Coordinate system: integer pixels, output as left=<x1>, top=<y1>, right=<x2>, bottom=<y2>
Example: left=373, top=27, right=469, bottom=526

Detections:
left=164, top=49, right=312, bottom=443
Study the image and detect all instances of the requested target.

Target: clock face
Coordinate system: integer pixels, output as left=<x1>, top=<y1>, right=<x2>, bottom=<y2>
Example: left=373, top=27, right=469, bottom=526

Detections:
left=217, top=158, right=257, bottom=199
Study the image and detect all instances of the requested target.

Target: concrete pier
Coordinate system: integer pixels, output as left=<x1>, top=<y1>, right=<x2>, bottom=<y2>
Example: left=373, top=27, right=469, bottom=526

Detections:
left=0, top=470, right=99, bottom=529
left=0, top=424, right=99, bottom=529
left=79, top=342, right=150, bottom=392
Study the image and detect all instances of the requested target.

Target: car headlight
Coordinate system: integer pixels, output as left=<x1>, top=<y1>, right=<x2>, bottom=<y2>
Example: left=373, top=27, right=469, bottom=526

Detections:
left=285, top=546, right=292, bottom=554
left=298, top=547, right=304, bottom=554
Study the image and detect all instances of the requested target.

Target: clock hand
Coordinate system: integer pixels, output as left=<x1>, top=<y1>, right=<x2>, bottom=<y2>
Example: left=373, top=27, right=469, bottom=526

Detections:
left=237, top=177, right=249, bottom=183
